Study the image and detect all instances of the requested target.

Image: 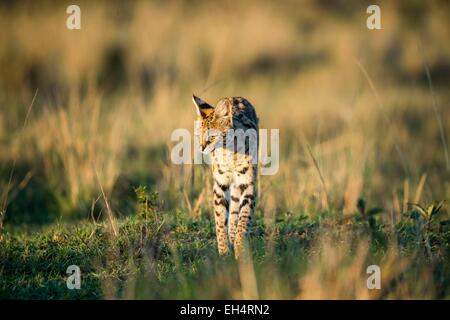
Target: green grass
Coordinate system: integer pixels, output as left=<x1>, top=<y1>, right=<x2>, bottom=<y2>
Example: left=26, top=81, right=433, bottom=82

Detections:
left=1, top=204, right=449, bottom=299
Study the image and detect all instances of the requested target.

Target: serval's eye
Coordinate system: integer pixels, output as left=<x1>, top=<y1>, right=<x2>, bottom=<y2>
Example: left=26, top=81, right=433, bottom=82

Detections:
left=206, top=133, right=215, bottom=143
left=208, top=132, right=218, bottom=139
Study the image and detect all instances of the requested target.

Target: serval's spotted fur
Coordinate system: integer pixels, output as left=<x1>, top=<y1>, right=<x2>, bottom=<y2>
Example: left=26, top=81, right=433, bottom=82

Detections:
left=192, top=95, right=259, bottom=259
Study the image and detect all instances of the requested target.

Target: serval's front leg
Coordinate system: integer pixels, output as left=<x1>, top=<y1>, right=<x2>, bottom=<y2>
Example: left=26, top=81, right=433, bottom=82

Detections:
left=234, top=166, right=256, bottom=259
left=213, top=171, right=231, bottom=256
left=228, top=183, right=241, bottom=245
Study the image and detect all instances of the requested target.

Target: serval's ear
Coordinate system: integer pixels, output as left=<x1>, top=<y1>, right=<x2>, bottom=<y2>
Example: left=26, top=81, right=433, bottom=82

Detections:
left=192, top=94, right=214, bottom=118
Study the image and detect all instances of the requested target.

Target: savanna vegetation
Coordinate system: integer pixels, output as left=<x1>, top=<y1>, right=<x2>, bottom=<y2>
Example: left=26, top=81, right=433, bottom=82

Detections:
left=0, top=0, right=449, bottom=299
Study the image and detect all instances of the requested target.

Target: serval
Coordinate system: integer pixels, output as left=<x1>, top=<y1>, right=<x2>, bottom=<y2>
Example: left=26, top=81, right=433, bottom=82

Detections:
left=192, top=95, right=259, bottom=259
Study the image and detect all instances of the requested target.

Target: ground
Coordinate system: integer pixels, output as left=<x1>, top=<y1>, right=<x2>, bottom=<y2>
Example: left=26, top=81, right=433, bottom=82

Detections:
left=1, top=200, right=449, bottom=299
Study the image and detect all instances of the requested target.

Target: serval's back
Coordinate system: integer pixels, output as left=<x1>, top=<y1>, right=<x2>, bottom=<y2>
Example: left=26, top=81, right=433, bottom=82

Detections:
left=192, top=95, right=259, bottom=258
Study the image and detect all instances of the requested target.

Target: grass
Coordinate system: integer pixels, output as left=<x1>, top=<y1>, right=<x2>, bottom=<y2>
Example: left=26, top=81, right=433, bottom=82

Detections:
left=1, top=195, right=449, bottom=299
left=0, top=1, right=449, bottom=299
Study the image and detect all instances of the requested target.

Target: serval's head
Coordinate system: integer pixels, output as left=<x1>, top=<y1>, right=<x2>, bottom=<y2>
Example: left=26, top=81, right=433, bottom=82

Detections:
left=192, top=95, right=233, bottom=153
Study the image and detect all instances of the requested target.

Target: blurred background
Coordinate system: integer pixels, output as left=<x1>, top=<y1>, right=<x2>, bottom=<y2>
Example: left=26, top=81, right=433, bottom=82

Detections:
left=0, top=0, right=449, bottom=228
